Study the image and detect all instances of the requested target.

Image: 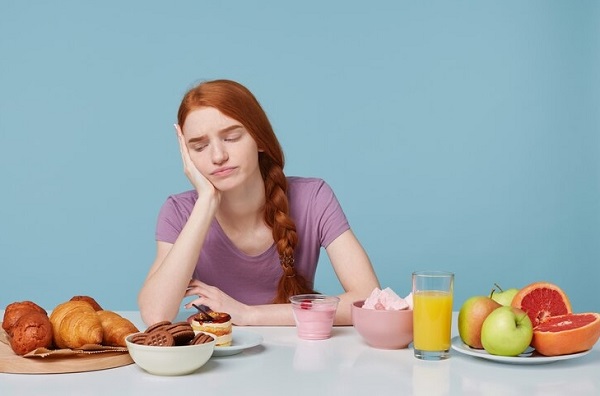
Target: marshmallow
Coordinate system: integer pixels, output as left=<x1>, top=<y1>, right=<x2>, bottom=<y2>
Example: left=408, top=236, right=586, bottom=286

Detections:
left=362, top=287, right=412, bottom=311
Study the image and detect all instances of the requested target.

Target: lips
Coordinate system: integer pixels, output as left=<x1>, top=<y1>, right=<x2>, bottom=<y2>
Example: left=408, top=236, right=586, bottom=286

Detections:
left=210, top=166, right=237, bottom=177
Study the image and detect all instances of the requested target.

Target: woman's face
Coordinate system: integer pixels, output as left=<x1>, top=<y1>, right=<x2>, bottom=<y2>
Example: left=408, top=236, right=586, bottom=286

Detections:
left=181, top=107, right=262, bottom=191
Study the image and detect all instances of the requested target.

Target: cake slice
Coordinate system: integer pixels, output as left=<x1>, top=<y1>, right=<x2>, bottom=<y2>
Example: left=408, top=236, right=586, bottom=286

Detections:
left=190, top=311, right=232, bottom=347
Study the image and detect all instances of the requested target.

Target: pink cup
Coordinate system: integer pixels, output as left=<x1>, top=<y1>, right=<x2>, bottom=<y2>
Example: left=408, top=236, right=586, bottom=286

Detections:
left=290, top=294, right=340, bottom=340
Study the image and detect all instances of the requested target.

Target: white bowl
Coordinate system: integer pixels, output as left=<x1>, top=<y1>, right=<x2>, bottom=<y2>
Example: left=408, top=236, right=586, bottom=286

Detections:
left=125, top=332, right=216, bottom=376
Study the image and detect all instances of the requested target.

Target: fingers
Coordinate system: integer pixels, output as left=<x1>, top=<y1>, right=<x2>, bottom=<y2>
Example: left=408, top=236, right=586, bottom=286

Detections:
left=184, top=296, right=204, bottom=311
left=174, top=124, right=193, bottom=171
left=183, top=281, right=222, bottom=311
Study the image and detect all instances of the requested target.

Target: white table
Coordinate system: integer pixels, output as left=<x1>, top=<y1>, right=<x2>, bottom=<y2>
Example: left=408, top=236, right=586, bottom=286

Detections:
left=1, top=311, right=599, bottom=396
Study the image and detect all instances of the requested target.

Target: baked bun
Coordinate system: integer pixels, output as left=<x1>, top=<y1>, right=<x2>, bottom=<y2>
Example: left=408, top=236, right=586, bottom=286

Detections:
left=9, top=311, right=54, bottom=355
left=2, top=301, right=47, bottom=336
left=69, top=295, right=103, bottom=311
left=49, top=301, right=103, bottom=349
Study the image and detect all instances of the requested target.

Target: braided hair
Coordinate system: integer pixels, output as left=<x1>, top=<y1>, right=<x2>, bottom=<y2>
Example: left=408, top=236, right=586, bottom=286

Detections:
left=177, top=79, right=317, bottom=303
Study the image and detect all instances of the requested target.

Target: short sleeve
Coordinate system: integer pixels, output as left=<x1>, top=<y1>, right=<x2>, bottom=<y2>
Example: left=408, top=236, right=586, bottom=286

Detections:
left=312, top=181, right=350, bottom=248
left=155, top=191, right=197, bottom=244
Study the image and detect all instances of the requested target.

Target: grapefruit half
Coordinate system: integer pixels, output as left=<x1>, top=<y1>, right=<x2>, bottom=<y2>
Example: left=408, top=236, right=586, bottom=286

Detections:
left=531, top=312, right=600, bottom=356
left=511, top=281, right=572, bottom=326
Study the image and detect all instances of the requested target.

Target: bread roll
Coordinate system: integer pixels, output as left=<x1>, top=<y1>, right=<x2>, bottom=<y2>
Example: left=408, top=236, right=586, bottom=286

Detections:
left=2, top=301, right=47, bottom=336
left=49, top=301, right=103, bottom=349
left=9, top=311, right=53, bottom=355
left=69, top=295, right=103, bottom=311
left=96, top=310, right=139, bottom=347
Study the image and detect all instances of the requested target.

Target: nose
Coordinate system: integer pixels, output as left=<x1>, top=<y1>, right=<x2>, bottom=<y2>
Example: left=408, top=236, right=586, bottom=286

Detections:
left=210, top=142, right=229, bottom=164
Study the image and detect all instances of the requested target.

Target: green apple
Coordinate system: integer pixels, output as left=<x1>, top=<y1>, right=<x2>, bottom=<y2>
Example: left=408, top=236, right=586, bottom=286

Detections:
left=458, top=296, right=502, bottom=349
left=481, top=306, right=533, bottom=356
left=490, top=284, right=519, bottom=306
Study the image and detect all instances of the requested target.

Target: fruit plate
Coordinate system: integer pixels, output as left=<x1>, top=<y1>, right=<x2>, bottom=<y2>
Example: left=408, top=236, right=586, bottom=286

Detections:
left=212, top=329, right=263, bottom=357
left=451, top=336, right=591, bottom=365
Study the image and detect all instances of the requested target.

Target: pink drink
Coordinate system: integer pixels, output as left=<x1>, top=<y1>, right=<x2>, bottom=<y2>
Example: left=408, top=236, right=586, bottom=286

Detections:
left=290, top=294, right=339, bottom=340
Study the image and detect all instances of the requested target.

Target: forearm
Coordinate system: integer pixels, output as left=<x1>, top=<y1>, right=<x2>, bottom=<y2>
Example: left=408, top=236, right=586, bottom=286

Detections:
left=325, top=230, right=381, bottom=325
left=333, top=291, right=374, bottom=325
left=241, top=303, right=296, bottom=326
left=139, top=201, right=217, bottom=325
left=239, top=294, right=362, bottom=327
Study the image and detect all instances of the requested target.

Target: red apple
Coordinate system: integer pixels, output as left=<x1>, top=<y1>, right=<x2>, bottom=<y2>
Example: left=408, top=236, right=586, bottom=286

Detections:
left=458, top=296, right=502, bottom=349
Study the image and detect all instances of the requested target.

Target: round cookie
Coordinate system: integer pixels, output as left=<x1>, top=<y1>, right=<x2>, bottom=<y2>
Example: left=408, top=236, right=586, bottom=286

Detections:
left=166, top=322, right=195, bottom=345
left=144, top=320, right=172, bottom=334
left=130, top=333, right=149, bottom=345
left=191, top=332, right=214, bottom=345
left=143, top=330, right=174, bottom=346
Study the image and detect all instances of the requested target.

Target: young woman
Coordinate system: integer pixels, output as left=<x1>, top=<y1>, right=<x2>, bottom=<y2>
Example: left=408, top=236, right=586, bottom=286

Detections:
left=138, top=79, right=380, bottom=326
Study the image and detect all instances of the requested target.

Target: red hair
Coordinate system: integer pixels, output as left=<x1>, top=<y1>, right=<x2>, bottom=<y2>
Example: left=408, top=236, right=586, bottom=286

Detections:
left=177, top=79, right=316, bottom=303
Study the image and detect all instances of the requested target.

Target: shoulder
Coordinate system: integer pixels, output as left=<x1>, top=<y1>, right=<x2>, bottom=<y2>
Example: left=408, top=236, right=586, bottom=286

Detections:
left=287, top=176, right=341, bottom=209
left=160, top=190, right=198, bottom=214
left=287, top=176, right=333, bottom=197
left=166, top=189, right=197, bottom=202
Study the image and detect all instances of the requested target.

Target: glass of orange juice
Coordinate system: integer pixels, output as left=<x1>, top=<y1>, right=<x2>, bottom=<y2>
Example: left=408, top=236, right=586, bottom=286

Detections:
left=412, top=270, right=454, bottom=360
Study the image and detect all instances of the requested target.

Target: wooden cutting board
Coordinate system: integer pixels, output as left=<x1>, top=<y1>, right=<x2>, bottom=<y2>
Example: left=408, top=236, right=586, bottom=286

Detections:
left=0, top=326, right=133, bottom=374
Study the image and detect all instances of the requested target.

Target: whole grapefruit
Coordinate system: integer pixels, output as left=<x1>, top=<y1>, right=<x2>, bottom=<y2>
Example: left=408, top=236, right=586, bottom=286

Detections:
left=531, top=312, right=600, bottom=356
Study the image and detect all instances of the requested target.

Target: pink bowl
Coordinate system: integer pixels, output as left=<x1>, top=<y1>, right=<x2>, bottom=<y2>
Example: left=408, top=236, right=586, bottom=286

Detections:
left=351, top=300, right=413, bottom=349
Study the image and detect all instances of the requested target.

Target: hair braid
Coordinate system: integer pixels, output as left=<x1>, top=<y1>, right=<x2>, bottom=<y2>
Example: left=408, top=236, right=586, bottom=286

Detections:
left=263, top=160, right=317, bottom=303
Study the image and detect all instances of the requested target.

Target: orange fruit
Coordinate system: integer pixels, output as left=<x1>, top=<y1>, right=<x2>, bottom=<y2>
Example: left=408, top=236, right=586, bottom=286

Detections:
left=531, top=312, right=600, bottom=356
left=511, top=281, right=572, bottom=327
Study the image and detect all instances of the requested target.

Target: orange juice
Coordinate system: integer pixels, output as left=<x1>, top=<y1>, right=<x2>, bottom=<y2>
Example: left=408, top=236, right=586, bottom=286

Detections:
left=413, top=290, right=453, bottom=351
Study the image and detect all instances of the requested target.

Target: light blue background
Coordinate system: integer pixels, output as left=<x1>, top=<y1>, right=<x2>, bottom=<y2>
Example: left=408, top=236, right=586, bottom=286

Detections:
left=1, top=1, right=598, bottom=313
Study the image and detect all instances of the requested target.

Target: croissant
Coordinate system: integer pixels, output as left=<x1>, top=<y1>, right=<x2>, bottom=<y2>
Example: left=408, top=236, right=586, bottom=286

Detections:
left=49, top=301, right=103, bottom=349
left=96, top=310, right=139, bottom=347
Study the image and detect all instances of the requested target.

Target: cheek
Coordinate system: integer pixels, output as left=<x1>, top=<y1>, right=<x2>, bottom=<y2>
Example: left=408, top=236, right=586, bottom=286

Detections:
left=188, top=154, right=209, bottom=174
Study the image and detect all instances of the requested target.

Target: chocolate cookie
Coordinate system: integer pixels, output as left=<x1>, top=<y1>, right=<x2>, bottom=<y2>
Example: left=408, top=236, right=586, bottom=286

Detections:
left=166, top=322, right=195, bottom=345
left=143, top=330, right=174, bottom=347
left=144, top=320, right=172, bottom=334
left=130, top=333, right=149, bottom=345
left=191, top=332, right=214, bottom=345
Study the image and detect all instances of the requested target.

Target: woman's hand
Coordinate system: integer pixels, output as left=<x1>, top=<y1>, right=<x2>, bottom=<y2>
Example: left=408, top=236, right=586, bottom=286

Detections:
left=184, top=279, right=251, bottom=325
left=174, top=124, right=221, bottom=205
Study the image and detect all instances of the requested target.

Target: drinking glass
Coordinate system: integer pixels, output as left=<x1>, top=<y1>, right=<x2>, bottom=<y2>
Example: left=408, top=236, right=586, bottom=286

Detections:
left=412, top=271, right=454, bottom=360
left=290, top=294, right=339, bottom=340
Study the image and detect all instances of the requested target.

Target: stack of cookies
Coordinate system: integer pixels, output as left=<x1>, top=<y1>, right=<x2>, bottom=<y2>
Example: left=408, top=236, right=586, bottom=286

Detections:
left=131, top=321, right=213, bottom=347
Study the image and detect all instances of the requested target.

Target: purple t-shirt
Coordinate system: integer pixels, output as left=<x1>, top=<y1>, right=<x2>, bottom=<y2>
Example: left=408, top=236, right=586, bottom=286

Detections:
left=155, top=177, right=350, bottom=305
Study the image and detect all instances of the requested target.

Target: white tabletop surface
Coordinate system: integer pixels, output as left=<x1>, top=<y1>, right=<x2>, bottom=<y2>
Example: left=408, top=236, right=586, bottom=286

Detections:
left=1, top=311, right=599, bottom=396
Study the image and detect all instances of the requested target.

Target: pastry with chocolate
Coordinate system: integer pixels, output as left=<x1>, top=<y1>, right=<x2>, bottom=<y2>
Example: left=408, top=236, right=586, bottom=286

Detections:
left=190, top=311, right=232, bottom=347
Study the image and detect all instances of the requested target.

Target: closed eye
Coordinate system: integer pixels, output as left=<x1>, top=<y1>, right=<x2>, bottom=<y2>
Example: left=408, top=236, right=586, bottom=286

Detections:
left=192, top=143, right=208, bottom=152
left=224, top=135, right=241, bottom=142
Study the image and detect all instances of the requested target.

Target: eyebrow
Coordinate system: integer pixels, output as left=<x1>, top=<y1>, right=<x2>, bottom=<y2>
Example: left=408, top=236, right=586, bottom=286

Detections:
left=187, top=125, right=243, bottom=144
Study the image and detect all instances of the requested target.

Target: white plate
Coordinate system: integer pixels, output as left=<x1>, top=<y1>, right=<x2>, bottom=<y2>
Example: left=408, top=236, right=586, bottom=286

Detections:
left=451, top=336, right=591, bottom=365
left=212, top=329, right=263, bottom=357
